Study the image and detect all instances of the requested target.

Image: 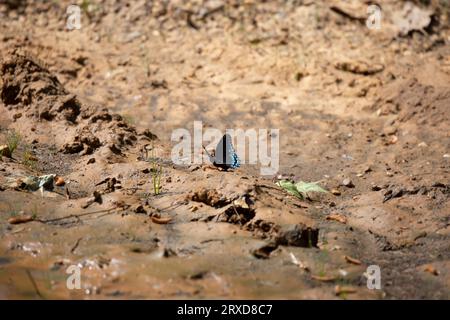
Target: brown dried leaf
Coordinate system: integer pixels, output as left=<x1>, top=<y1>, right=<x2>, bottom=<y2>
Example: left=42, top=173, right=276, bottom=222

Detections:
left=311, top=275, right=337, bottom=282
left=8, top=215, right=34, bottom=225
left=151, top=216, right=172, bottom=224
left=344, top=255, right=362, bottom=265
left=326, top=214, right=347, bottom=224
left=423, top=264, right=439, bottom=276
left=335, top=285, right=357, bottom=295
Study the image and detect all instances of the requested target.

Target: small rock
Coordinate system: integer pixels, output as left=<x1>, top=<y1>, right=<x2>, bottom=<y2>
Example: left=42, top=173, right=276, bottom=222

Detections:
left=371, top=184, right=382, bottom=191
left=81, top=191, right=102, bottom=209
left=133, top=205, right=146, bottom=214
left=418, top=142, right=428, bottom=147
left=252, top=243, right=278, bottom=259
left=87, top=158, right=96, bottom=164
left=140, top=129, right=158, bottom=140
left=188, top=271, right=209, bottom=280
left=444, top=154, right=450, bottom=159
left=163, top=247, right=177, bottom=258
left=331, top=189, right=341, bottom=196
left=342, top=178, right=355, bottom=188
left=62, top=142, right=84, bottom=154
left=0, top=145, right=11, bottom=158
left=413, top=231, right=427, bottom=241
left=383, top=126, right=397, bottom=135
left=108, top=143, right=122, bottom=155
left=275, top=224, right=319, bottom=248
left=388, top=135, right=398, bottom=144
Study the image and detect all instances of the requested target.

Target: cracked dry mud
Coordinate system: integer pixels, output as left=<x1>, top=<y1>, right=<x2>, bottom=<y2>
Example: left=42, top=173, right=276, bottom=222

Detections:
left=0, top=1, right=449, bottom=299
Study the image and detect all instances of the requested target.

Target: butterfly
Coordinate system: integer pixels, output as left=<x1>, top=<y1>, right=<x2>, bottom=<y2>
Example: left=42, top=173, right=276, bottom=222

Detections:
left=202, top=134, right=240, bottom=171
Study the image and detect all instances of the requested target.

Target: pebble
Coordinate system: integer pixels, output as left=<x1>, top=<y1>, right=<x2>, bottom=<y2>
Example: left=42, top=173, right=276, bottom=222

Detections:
left=133, top=205, right=146, bottom=214
left=371, top=184, right=382, bottom=191
left=383, top=126, right=397, bottom=135
left=331, top=189, right=341, bottom=196
left=0, top=145, right=11, bottom=158
left=342, top=178, right=354, bottom=188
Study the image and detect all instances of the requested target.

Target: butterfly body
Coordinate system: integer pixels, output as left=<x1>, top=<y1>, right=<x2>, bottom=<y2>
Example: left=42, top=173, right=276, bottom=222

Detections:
left=203, top=134, right=240, bottom=171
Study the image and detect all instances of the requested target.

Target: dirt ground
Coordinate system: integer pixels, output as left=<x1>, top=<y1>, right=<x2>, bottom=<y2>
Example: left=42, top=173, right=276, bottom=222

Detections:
left=0, top=0, right=449, bottom=299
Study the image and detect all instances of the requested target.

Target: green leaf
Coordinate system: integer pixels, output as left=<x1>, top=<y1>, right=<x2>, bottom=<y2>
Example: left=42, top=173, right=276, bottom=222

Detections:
left=295, top=181, right=328, bottom=198
left=276, top=180, right=304, bottom=199
left=276, top=180, right=328, bottom=200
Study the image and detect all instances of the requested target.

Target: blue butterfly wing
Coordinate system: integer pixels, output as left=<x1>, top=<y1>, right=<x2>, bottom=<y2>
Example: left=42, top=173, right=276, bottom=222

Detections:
left=215, top=134, right=240, bottom=169
left=230, top=145, right=240, bottom=169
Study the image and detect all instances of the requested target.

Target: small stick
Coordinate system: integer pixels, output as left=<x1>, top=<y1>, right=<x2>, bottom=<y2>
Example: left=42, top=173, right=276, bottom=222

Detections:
left=70, top=237, right=82, bottom=254
left=25, top=269, right=44, bottom=300
left=36, top=207, right=120, bottom=224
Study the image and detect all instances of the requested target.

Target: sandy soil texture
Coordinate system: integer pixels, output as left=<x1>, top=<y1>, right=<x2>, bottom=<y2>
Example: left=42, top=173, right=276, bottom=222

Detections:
left=0, top=0, right=449, bottom=299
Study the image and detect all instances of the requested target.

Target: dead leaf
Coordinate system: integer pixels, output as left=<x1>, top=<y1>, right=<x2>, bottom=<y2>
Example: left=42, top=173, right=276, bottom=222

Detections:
left=311, top=275, right=337, bottom=282
left=423, top=264, right=439, bottom=276
left=326, top=214, right=347, bottom=224
left=344, top=255, right=362, bottom=265
left=151, top=216, right=172, bottom=224
left=329, top=3, right=367, bottom=22
left=8, top=215, right=34, bottom=225
left=335, top=285, right=357, bottom=295
left=289, top=252, right=310, bottom=272
left=335, top=61, right=384, bottom=75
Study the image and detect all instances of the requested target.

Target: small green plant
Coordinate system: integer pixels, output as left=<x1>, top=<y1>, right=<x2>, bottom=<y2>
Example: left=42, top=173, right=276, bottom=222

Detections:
left=5, top=130, right=21, bottom=157
left=122, top=114, right=135, bottom=126
left=7, top=203, right=20, bottom=218
left=315, top=249, right=330, bottom=278
left=149, top=145, right=162, bottom=195
left=80, top=0, right=91, bottom=15
left=31, top=204, right=39, bottom=220
left=80, top=0, right=99, bottom=20
left=22, top=144, right=37, bottom=170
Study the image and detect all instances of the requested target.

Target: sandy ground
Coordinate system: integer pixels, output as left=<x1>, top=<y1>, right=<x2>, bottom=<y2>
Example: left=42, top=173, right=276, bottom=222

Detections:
left=0, top=0, right=449, bottom=299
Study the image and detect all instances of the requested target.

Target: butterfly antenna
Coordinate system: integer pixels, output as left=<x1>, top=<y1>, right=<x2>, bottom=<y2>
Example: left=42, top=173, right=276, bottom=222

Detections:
left=202, top=145, right=211, bottom=157
left=202, top=145, right=215, bottom=164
